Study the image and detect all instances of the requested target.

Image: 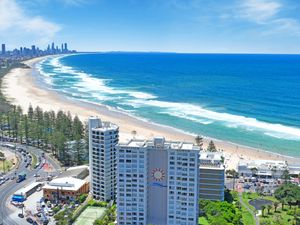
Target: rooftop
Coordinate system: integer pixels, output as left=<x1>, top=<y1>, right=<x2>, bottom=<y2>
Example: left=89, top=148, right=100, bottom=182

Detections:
left=14, top=182, right=42, bottom=195
left=58, top=165, right=89, bottom=180
left=199, top=151, right=225, bottom=169
left=43, top=177, right=87, bottom=191
left=90, top=116, right=119, bottom=131
left=238, top=159, right=288, bottom=170
left=119, top=137, right=200, bottom=151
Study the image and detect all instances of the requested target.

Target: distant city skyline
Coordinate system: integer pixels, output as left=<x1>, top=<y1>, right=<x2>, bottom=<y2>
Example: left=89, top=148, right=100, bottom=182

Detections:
left=1, top=0, right=300, bottom=53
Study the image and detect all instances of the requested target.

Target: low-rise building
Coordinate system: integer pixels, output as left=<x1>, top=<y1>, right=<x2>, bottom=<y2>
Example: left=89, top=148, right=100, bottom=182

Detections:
left=58, top=165, right=89, bottom=180
left=43, top=177, right=89, bottom=202
left=199, top=152, right=225, bottom=201
left=238, top=159, right=288, bottom=178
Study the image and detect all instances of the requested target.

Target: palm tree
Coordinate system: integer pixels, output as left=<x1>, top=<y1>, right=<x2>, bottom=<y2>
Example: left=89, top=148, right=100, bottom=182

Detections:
left=274, top=201, right=279, bottom=212
left=267, top=204, right=272, bottom=214
left=250, top=167, right=258, bottom=177
left=281, top=199, right=286, bottom=210
left=195, top=135, right=203, bottom=148
left=261, top=205, right=266, bottom=217
left=281, top=169, right=290, bottom=184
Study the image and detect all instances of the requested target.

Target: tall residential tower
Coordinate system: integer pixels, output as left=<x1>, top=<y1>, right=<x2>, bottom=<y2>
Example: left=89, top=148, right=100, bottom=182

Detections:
left=89, top=117, right=119, bottom=201
left=117, top=137, right=200, bottom=225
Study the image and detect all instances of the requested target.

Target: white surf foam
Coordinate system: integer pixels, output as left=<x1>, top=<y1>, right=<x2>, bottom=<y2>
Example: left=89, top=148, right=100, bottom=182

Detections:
left=38, top=56, right=300, bottom=142
left=125, top=99, right=300, bottom=141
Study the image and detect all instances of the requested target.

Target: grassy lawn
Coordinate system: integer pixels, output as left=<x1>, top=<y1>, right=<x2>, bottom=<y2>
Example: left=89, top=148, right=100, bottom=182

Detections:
left=241, top=206, right=255, bottom=225
left=74, top=206, right=106, bottom=225
left=0, top=159, right=13, bottom=172
left=198, top=216, right=209, bottom=225
left=30, top=153, right=37, bottom=170
left=242, top=192, right=299, bottom=225
left=242, top=192, right=258, bottom=212
left=260, top=207, right=298, bottom=225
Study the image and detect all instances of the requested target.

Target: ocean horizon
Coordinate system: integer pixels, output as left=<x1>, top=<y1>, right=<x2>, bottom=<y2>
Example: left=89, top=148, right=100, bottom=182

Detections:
left=36, top=52, right=300, bottom=158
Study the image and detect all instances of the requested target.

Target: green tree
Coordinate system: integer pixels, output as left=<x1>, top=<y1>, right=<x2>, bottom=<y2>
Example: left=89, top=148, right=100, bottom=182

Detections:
left=28, top=104, right=34, bottom=121
left=195, top=135, right=203, bottom=147
left=281, top=169, right=290, bottom=184
left=275, top=183, right=300, bottom=210
left=207, top=140, right=217, bottom=152
left=201, top=200, right=242, bottom=225
left=250, top=167, right=258, bottom=177
left=261, top=205, right=266, bottom=217
left=274, top=201, right=279, bottom=212
left=267, top=204, right=272, bottom=214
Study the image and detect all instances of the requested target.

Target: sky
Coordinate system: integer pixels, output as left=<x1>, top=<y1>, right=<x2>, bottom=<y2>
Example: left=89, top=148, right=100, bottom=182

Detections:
left=0, top=0, right=300, bottom=53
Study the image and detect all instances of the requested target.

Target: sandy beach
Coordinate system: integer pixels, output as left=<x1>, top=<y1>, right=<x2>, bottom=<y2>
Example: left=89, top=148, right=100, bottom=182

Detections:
left=2, top=56, right=300, bottom=170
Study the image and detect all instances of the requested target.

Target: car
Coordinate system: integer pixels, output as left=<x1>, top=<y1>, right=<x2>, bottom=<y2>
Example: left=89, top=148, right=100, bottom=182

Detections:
left=33, top=222, right=38, bottom=225
left=244, top=184, right=251, bottom=189
left=26, top=217, right=34, bottom=223
left=18, top=213, right=24, bottom=218
left=33, top=174, right=40, bottom=177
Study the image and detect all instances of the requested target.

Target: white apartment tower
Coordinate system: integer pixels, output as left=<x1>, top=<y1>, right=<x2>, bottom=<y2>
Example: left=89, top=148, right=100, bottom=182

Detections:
left=117, top=137, right=200, bottom=225
left=89, top=117, right=119, bottom=201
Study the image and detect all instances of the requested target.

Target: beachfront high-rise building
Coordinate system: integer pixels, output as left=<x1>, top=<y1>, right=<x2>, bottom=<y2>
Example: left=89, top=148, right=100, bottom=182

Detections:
left=64, top=43, right=68, bottom=51
left=88, top=117, right=119, bottom=201
left=31, top=45, right=36, bottom=55
left=117, top=137, right=200, bottom=225
left=199, top=152, right=225, bottom=201
left=51, top=42, right=55, bottom=53
left=1, top=44, right=6, bottom=55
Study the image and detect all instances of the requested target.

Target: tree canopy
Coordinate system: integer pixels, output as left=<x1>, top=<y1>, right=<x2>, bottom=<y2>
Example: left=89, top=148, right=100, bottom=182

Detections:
left=207, top=140, right=217, bottom=152
left=200, top=200, right=242, bottom=225
left=274, top=183, right=300, bottom=208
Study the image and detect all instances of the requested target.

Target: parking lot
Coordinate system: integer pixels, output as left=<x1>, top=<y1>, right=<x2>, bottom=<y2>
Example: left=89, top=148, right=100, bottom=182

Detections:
left=236, top=176, right=281, bottom=194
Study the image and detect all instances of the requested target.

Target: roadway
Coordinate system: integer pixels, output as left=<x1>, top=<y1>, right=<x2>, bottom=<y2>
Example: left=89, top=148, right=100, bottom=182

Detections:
left=0, top=143, right=61, bottom=225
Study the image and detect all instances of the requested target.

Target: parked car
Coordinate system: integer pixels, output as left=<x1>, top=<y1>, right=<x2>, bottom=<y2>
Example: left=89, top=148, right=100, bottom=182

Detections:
left=244, top=184, right=251, bottom=189
left=26, top=217, right=34, bottom=223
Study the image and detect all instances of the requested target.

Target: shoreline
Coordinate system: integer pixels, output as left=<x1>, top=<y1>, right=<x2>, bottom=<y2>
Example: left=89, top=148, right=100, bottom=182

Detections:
left=1, top=55, right=300, bottom=169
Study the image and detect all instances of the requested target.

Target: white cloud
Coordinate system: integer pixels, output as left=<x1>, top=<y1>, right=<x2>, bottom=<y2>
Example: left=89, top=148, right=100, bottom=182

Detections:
left=236, top=0, right=300, bottom=36
left=0, top=0, right=61, bottom=45
left=239, top=0, right=281, bottom=23
left=61, top=0, right=86, bottom=6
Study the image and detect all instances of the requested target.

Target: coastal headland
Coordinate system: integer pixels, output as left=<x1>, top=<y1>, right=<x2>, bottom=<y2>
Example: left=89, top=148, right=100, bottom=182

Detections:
left=2, top=56, right=300, bottom=170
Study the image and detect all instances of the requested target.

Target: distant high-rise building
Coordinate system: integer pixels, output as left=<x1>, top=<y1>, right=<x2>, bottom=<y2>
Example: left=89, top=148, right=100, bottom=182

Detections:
left=89, top=117, right=119, bottom=201
left=20, top=47, right=23, bottom=55
left=1, top=44, right=6, bottom=55
left=61, top=43, right=64, bottom=52
left=47, top=44, right=50, bottom=53
left=51, top=42, right=55, bottom=52
left=31, top=45, right=36, bottom=55
left=117, top=137, right=200, bottom=225
left=64, top=43, right=68, bottom=51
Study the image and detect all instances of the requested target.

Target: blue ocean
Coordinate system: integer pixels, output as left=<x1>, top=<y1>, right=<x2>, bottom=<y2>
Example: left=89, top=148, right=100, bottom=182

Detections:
left=37, top=53, right=300, bottom=157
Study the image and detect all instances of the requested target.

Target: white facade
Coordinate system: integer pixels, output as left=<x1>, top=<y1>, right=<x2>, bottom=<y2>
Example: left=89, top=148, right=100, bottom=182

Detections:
left=238, top=159, right=288, bottom=178
left=117, top=137, right=200, bottom=225
left=89, top=117, right=119, bottom=201
left=199, top=152, right=225, bottom=201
